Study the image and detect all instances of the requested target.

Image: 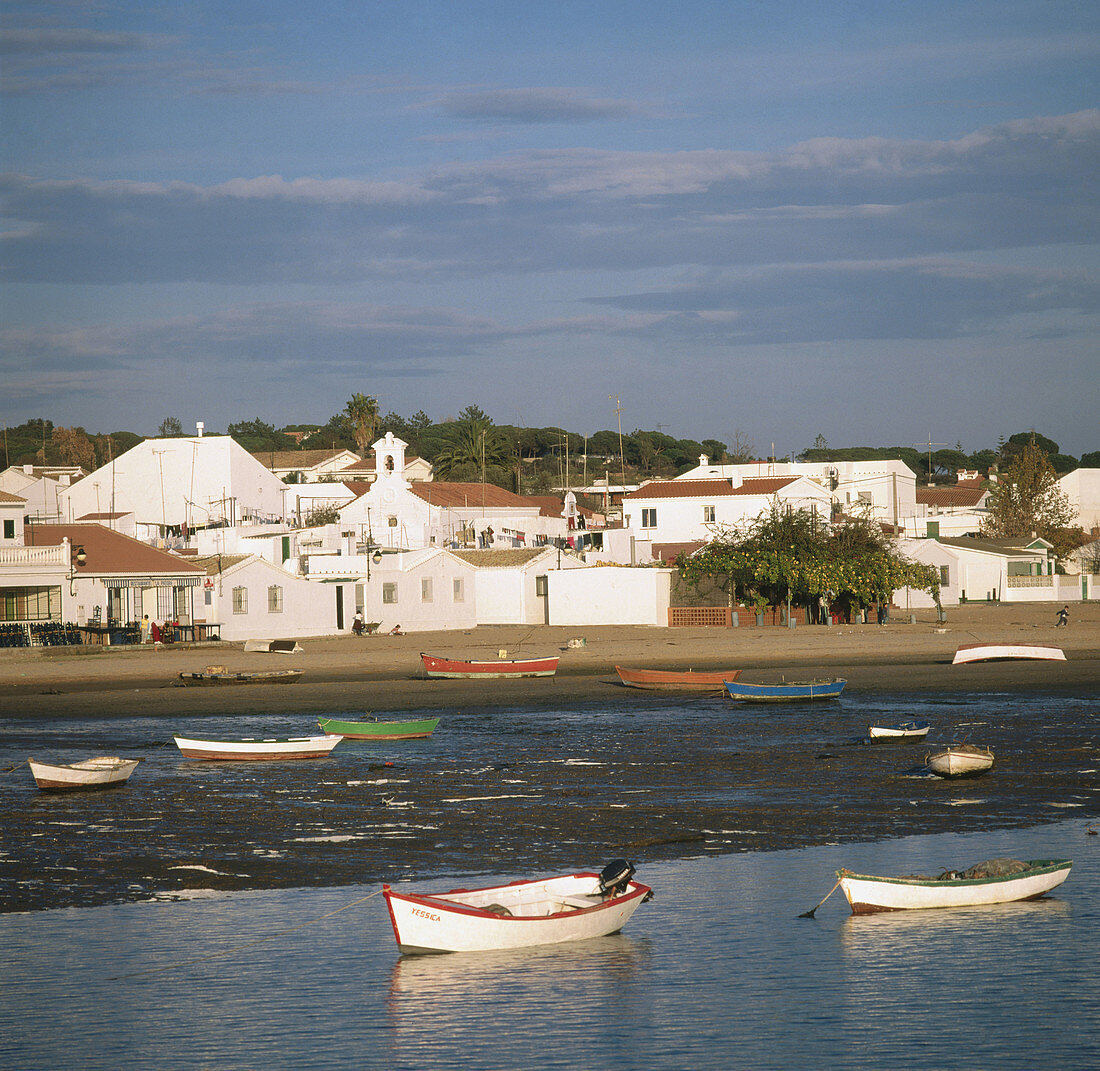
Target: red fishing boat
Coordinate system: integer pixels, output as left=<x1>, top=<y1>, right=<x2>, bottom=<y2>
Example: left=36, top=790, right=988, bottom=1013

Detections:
left=420, top=652, right=559, bottom=679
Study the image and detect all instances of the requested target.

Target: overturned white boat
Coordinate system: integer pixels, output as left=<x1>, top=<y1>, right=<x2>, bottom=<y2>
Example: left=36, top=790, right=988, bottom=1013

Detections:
left=952, top=644, right=1065, bottom=665
left=383, top=860, right=652, bottom=954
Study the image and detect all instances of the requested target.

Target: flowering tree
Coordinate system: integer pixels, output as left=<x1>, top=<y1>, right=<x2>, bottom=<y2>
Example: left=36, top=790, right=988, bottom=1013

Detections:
left=677, top=504, right=938, bottom=614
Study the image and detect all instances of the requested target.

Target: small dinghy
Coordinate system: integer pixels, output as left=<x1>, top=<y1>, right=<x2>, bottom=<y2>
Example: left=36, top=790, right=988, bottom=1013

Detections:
left=867, top=719, right=931, bottom=742
left=421, top=652, right=559, bottom=678
left=615, top=666, right=742, bottom=691
left=318, top=716, right=439, bottom=740
left=952, top=644, right=1065, bottom=665
left=173, top=734, right=341, bottom=761
left=28, top=756, right=140, bottom=792
left=175, top=669, right=303, bottom=686
left=725, top=678, right=845, bottom=702
left=837, top=858, right=1071, bottom=914
left=383, top=859, right=652, bottom=954
left=925, top=743, right=994, bottom=778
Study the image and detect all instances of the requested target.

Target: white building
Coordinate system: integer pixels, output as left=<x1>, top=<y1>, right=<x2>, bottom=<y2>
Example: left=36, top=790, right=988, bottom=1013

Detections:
left=678, top=456, right=918, bottom=530
left=251, top=448, right=360, bottom=482
left=58, top=432, right=289, bottom=536
left=1059, top=468, right=1100, bottom=534
left=621, top=475, right=833, bottom=553
left=903, top=481, right=989, bottom=539
left=0, top=465, right=81, bottom=524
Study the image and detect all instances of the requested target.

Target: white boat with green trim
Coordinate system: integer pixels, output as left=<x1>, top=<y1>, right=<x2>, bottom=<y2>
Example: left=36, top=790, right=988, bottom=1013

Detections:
left=838, top=858, right=1072, bottom=915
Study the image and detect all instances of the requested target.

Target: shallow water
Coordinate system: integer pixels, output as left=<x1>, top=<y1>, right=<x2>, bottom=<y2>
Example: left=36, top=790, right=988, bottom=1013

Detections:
left=1, top=821, right=1097, bottom=1070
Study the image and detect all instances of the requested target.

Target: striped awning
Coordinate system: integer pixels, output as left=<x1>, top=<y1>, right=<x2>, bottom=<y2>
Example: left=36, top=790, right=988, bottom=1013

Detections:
left=102, top=577, right=203, bottom=589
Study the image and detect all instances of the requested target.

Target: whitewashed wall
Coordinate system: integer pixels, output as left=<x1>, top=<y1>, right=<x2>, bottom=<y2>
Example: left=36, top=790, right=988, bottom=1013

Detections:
left=547, top=567, right=672, bottom=626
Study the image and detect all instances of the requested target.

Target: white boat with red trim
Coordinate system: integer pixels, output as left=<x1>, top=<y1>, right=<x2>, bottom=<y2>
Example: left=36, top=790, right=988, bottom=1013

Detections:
left=383, top=860, right=652, bottom=954
left=838, top=858, right=1072, bottom=914
left=173, top=734, right=342, bottom=761
left=28, top=755, right=140, bottom=791
left=867, top=719, right=930, bottom=742
left=952, top=643, right=1065, bottom=665
left=420, top=652, right=559, bottom=679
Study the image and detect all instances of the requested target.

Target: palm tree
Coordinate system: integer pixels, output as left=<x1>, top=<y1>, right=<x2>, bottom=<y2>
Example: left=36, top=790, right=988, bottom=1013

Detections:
left=433, top=419, right=509, bottom=480
left=345, top=394, right=380, bottom=455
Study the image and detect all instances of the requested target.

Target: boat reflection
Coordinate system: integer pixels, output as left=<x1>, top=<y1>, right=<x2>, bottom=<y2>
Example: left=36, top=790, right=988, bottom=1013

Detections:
left=387, top=935, right=650, bottom=1036
left=839, top=895, right=1072, bottom=956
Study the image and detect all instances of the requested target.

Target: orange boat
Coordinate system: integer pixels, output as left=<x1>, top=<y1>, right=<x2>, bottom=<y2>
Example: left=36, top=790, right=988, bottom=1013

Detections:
left=615, top=666, right=742, bottom=691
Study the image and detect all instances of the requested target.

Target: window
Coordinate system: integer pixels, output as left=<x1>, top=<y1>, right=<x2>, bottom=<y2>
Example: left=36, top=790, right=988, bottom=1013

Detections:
left=641, top=508, right=657, bottom=529
left=2, top=519, right=13, bottom=539
left=702, top=505, right=715, bottom=524
left=453, top=577, right=464, bottom=602
left=421, top=577, right=433, bottom=603
left=232, top=586, right=247, bottom=614
left=939, top=566, right=950, bottom=586
left=268, top=585, right=283, bottom=613
left=0, top=586, right=59, bottom=622
left=535, top=575, right=548, bottom=596
left=382, top=582, right=398, bottom=604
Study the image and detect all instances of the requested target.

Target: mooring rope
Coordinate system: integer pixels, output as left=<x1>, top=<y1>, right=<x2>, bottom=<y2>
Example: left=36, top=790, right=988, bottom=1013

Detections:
left=0, top=759, right=28, bottom=775
left=110, top=887, right=384, bottom=980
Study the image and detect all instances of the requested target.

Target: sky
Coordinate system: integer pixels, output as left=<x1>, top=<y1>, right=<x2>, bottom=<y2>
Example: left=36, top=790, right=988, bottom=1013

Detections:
left=2, top=1, right=1098, bottom=458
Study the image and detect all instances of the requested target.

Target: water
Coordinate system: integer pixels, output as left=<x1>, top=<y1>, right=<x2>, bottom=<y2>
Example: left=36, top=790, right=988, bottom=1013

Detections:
left=1, top=821, right=1097, bottom=1070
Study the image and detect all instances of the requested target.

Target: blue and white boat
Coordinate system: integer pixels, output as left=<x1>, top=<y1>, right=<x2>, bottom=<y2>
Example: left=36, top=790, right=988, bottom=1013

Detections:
left=724, top=678, right=846, bottom=702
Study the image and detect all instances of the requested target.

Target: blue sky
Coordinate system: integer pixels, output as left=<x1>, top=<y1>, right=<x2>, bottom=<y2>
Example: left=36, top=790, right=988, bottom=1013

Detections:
left=2, top=1, right=1098, bottom=457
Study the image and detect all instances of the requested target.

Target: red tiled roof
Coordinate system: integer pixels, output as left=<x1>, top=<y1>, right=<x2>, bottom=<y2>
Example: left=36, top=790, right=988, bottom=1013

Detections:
left=24, top=523, right=204, bottom=576
left=410, top=482, right=531, bottom=509
left=917, top=486, right=987, bottom=508
left=651, top=541, right=707, bottom=563
left=0, top=489, right=26, bottom=504
left=521, top=495, right=598, bottom=519
left=625, top=476, right=798, bottom=500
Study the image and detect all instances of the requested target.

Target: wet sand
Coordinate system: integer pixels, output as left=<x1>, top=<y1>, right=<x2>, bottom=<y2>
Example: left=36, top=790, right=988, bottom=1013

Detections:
left=1, top=601, right=1097, bottom=913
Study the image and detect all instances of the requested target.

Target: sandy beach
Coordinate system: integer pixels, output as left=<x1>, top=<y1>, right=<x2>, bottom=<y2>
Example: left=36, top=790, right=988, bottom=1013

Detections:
left=1, top=600, right=1097, bottom=914
left=2, top=600, right=1098, bottom=716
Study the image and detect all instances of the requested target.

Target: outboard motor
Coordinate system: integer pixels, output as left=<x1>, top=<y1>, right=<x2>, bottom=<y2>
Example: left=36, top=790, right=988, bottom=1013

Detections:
left=597, top=859, right=636, bottom=898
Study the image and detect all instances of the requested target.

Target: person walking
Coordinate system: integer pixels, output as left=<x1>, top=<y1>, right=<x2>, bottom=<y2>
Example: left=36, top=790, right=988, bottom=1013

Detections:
left=1056, top=605, right=1069, bottom=627
left=140, top=614, right=151, bottom=643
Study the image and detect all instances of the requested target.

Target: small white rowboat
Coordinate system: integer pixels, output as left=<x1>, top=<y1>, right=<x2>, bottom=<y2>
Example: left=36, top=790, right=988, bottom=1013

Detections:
left=28, top=755, right=140, bottom=791
left=383, top=860, right=652, bottom=954
left=173, top=734, right=341, bottom=761
left=952, top=643, right=1065, bottom=665
left=867, top=719, right=930, bottom=742
left=926, top=744, right=994, bottom=778
left=839, top=858, right=1072, bottom=914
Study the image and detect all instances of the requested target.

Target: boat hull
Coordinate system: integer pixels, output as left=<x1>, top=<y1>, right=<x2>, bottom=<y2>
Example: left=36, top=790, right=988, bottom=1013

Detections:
left=175, top=670, right=303, bottom=686
left=173, top=735, right=341, bottom=761
left=839, top=859, right=1072, bottom=914
left=952, top=644, right=1065, bottom=665
left=926, top=746, right=994, bottom=778
left=383, top=872, right=651, bottom=954
left=318, top=717, right=439, bottom=740
left=28, top=756, right=139, bottom=791
left=615, top=666, right=742, bottom=690
left=724, top=678, right=846, bottom=702
left=867, top=720, right=930, bottom=741
left=421, top=653, right=559, bottom=679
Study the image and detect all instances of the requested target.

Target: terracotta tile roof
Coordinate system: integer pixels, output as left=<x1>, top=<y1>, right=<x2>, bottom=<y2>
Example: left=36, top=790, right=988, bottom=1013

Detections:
left=625, top=476, right=797, bottom=499
left=188, top=554, right=253, bottom=576
left=449, top=548, right=551, bottom=567
left=252, top=449, right=359, bottom=469
left=652, top=541, right=707, bottom=563
left=410, top=482, right=531, bottom=508
left=917, top=485, right=988, bottom=508
left=521, top=495, right=598, bottom=519
left=76, top=511, right=130, bottom=521
left=0, top=489, right=26, bottom=504
left=23, top=523, right=205, bottom=576
left=342, top=481, right=373, bottom=498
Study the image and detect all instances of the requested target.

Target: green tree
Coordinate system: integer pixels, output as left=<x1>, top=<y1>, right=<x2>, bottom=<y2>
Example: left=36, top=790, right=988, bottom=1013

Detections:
left=981, top=441, right=1080, bottom=557
left=227, top=419, right=295, bottom=453
left=1081, top=451, right=1100, bottom=468
left=678, top=505, right=938, bottom=615
left=433, top=417, right=510, bottom=483
left=344, top=393, right=380, bottom=455
left=158, top=416, right=183, bottom=437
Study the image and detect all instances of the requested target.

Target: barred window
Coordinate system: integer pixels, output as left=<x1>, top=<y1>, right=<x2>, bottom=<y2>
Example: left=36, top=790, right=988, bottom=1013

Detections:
left=421, top=577, right=433, bottom=603
left=232, top=586, right=247, bottom=614
left=939, top=566, right=950, bottom=586
left=268, top=585, right=283, bottom=613
left=382, top=582, right=398, bottom=605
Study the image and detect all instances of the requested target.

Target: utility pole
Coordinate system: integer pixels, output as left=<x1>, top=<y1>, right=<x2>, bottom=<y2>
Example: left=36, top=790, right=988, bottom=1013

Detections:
left=609, top=395, right=626, bottom=493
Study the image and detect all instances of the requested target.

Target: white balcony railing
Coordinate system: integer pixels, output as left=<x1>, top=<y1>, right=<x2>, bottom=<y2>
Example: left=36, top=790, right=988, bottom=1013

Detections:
left=0, top=544, right=68, bottom=566
left=1006, top=575, right=1053, bottom=588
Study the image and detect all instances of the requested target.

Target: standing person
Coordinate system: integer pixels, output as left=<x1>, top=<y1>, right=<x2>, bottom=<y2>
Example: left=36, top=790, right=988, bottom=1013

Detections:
left=1056, top=605, right=1069, bottom=627
left=352, top=610, right=365, bottom=636
left=140, top=614, right=151, bottom=643
left=819, top=593, right=828, bottom=626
